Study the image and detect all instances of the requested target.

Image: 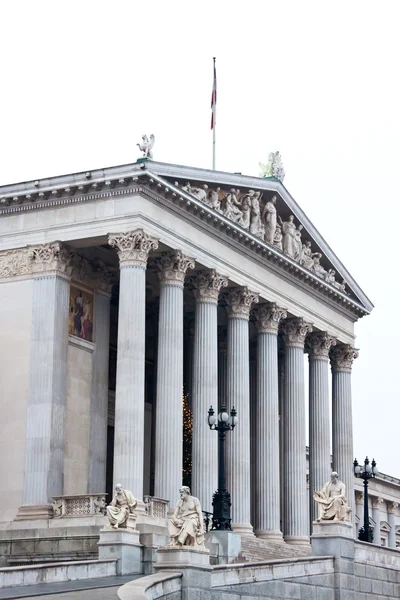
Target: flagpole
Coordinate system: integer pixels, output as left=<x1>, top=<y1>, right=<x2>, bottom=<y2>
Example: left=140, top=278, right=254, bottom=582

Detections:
left=212, top=57, right=216, bottom=170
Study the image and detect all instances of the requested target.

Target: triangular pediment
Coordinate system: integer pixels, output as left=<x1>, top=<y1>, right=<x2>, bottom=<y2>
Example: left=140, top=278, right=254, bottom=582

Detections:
left=144, top=161, right=373, bottom=315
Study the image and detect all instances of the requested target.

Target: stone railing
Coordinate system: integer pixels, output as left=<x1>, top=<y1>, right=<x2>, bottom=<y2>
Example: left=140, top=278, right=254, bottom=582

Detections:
left=52, top=494, right=107, bottom=518
left=143, top=496, right=169, bottom=519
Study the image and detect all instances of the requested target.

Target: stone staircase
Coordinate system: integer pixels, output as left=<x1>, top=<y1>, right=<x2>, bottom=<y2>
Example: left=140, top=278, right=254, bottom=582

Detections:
left=234, top=536, right=313, bottom=563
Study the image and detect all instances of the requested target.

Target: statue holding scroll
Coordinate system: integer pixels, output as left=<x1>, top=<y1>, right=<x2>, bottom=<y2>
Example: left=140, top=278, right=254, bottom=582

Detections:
left=313, top=472, right=351, bottom=522
left=168, top=486, right=205, bottom=548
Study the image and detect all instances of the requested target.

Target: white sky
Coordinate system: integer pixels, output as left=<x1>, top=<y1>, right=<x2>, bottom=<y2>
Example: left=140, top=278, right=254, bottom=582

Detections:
left=1, top=1, right=399, bottom=477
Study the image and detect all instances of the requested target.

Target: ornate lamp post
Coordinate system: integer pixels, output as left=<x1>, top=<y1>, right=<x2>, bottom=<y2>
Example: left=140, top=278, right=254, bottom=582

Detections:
left=207, top=404, right=238, bottom=530
left=354, top=456, right=378, bottom=543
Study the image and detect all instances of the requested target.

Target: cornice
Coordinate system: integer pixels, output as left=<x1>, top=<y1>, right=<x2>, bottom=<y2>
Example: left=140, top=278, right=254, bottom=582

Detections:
left=0, top=166, right=369, bottom=318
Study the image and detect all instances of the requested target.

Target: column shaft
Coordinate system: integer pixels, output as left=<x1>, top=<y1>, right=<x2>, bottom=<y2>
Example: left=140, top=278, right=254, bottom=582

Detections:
left=109, top=229, right=159, bottom=501
left=154, top=251, right=194, bottom=506
left=114, top=265, right=146, bottom=495
left=372, top=502, right=381, bottom=545
left=281, top=317, right=312, bottom=545
left=225, top=287, right=258, bottom=535
left=255, top=332, right=281, bottom=538
left=387, top=503, right=398, bottom=548
left=331, top=344, right=358, bottom=527
left=191, top=301, right=218, bottom=511
left=154, top=284, right=184, bottom=503
left=88, top=291, right=111, bottom=493
left=308, top=348, right=334, bottom=523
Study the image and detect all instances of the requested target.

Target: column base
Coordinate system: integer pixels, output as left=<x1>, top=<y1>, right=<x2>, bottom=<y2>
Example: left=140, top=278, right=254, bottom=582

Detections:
left=98, top=528, right=142, bottom=575
left=254, top=530, right=283, bottom=541
left=283, top=535, right=311, bottom=546
left=15, top=504, right=54, bottom=521
left=232, top=523, right=254, bottom=536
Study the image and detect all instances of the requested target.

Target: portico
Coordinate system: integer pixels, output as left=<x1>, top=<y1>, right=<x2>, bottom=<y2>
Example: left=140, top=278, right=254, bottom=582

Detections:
left=0, top=160, right=374, bottom=545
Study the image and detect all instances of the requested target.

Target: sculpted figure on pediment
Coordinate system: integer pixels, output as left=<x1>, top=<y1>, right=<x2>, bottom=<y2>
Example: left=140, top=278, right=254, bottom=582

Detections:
left=293, top=224, right=304, bottom=262
left=180, top=182, right=208, bottom=203
left=239, top=192, right=253, bottom=230
left=278, top=215, right=297, bottom=258
left=262, top=195, right=277, bottom=245
left=222, top=188, right=242, bottom=223
left=207, top=187, right=222, bottom=213
left=310, top=253, right=327, bottom=278
left=273, top=225, right=283, bottom=251
left=249, top=191, right=264, bottom=238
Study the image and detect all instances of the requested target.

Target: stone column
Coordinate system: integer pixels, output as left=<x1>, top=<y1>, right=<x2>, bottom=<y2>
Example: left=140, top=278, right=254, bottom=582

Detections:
left=330, top=344, right=359, bottom=523
left=253, top=303, right=287, bottom=539
left=17, top=242, right=72, bottom=520
left=387, top=502, right=398, bottom=548
left=280, top=317, right=313, bottom=545
left=190, top=271, right=228, bottom=512
left=153, top=251, right=195, bottom=505
left=306, top=332, right=336, bottom=524
left=88, top=265, right=112, bottom=493
left=355, top=490, right=363, bottom=536
left=108, top=230, right=158, bottom=502
left=225, top=287, right=259, bottom=535
left=372, top=496, right=383, bottom=545
left=278, top=349, right=285, bottom=533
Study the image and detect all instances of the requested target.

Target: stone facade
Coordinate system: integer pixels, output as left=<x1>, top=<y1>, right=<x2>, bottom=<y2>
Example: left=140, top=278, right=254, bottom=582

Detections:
left=0, top=159, right=396, bottom=554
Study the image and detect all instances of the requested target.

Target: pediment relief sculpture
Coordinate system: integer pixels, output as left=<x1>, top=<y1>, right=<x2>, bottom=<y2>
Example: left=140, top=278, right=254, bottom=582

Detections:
left=174, top=181, right=347, bottom=294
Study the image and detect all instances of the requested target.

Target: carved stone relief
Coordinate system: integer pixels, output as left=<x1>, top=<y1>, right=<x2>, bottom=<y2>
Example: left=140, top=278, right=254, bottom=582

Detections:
left=174, top=182, right=348, bottom=293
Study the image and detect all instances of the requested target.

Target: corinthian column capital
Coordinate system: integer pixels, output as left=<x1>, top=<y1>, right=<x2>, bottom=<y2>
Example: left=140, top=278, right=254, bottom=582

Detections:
left=387, top=501, right=399, bottom=514
left=225, top=286, right=259, bottom=319
left=29, top=241, right=73, bottom=278
left=306, top=331, right=337, bottom=360
left=330, top=343, right=359, bottom=372
left=153, top=250, right=195, bottom=286
left=189, top=269, right=228, bottom=303
left=108, top=229, right=159, bottom=267
left=254, top=303, right=287, bottom=334
left=372, top=496, right=384, bottom=509
left=280, top=317, right=313, bottom=348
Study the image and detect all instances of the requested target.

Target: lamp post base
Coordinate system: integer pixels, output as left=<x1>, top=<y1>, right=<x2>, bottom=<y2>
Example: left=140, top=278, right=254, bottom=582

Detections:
left=358, top=526, right=373, bottom=543
left=211, top=489, right=232, bottom=531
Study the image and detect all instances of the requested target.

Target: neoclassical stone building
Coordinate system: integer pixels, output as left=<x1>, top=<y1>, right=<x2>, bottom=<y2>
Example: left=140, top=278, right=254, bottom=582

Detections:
left=1, top=158, right=397, bottom=547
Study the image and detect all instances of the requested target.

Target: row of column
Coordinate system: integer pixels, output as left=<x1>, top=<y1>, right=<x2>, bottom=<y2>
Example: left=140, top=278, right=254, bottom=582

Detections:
left=355, top=494, right=399, bottom=548
left=18, top=230, right=359, bottom=546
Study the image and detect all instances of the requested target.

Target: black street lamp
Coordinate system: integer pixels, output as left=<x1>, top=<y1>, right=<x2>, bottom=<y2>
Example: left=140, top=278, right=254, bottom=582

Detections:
left=354, top=456, right=378, bottom=543
left=207, top=404, right=238, bottom=530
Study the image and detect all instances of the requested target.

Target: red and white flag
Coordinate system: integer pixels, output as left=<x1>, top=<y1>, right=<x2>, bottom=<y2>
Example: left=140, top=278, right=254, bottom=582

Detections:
left=211, top=59, right=217, bottom=130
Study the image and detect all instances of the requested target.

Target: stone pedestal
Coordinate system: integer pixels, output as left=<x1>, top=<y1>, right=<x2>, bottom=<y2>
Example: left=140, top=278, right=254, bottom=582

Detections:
left=311, top=520, right=355, bottom=599
left=98, top=528, right=142, bottom=575
left=155, top=547, right=211, bottom=600
left=205, top=530, right=241, bottom=565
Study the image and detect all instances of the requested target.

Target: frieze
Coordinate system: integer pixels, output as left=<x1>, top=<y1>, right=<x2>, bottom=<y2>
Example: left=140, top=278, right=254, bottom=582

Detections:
left=0, top=248, right=31, bottom=279
left=174, top=181, right=348, bottom=295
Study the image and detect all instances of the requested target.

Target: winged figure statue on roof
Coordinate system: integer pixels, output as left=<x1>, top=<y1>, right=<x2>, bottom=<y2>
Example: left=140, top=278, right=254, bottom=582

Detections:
left=259, top=151, right=285, bottom=182
left=137, top=134, right=155, bottom=159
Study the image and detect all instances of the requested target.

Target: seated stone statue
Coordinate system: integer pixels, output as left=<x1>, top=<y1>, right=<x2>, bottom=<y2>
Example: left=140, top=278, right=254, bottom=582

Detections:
left=313, top=472, right=351, bottom=522
left=106, top=483, right=137, bottom=529
left=168, top=486, right=205, bottom=548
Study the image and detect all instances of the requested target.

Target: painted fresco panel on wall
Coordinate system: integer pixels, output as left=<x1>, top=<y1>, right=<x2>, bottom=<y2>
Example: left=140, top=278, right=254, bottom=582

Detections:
left=69, top=284, right=94, bottom=342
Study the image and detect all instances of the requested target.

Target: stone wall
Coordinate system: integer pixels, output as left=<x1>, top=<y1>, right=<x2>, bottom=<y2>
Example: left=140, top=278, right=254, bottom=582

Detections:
left=0, top=279, right=32, bottom=522
left=354, top=540, right=400, bottom=598
left=64, top=338, right=93, bottom=495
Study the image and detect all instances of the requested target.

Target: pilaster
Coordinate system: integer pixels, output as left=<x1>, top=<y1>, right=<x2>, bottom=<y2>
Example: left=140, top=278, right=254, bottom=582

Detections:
left=109, top=230, right=159, bottom=501
left=280, top=317, right=313, bottom=544
left=371, top=496, right=384, bottom=545
left=225, top=287, right=259, bottom=535
left=190, top=270, right=228, bottom=512
left=153, top=251, right=195, bottom=505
